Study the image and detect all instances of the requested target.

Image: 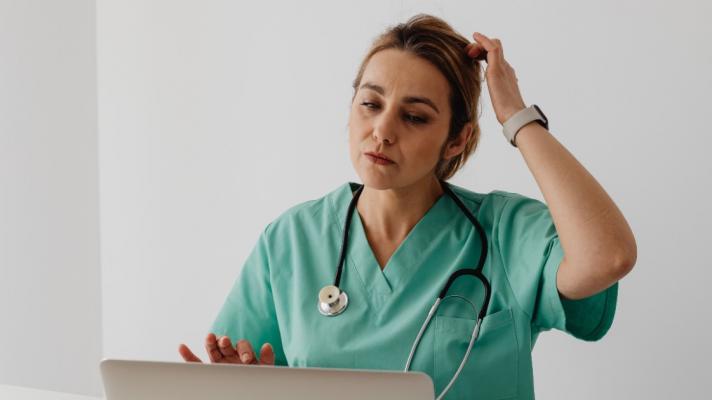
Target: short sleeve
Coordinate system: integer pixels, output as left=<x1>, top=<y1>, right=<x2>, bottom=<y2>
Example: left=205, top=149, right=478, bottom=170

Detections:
left=496, top=192, right=618, bottom=342
left=210, top=224, right=288, bottom=364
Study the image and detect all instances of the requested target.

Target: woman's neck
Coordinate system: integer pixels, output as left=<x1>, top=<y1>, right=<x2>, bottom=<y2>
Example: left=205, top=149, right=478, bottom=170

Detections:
left=356, top=176, right=444, bottom=242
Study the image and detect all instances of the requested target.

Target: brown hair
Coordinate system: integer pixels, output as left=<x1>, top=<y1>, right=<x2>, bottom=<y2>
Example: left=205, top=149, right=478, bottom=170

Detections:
left=351, top=14, right=484, bottom=181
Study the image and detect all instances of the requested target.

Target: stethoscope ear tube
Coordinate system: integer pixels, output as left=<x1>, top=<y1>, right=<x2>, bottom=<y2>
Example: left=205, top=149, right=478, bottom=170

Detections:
left=404, top=299, right=440, bottom=371
left=436, top=317, right=482, bottom=400
left=405, top=292, right=485, bottom=400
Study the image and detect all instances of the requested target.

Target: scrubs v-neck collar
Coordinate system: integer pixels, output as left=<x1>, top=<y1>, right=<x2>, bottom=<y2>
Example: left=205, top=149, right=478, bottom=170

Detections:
left=328, top=182, right=458, bottom=297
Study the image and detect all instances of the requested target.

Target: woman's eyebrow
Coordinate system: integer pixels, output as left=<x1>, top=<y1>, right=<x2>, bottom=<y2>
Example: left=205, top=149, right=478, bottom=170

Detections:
left=403, top=96, right=439, bottom=114
left=359, top=82, right=440, bottom=114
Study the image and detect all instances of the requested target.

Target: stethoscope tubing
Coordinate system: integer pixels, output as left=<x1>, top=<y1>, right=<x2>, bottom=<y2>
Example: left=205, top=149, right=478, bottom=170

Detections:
left=333, top=183, right=364, bottom=288
left=323, top=180, right=493, bottom=399
left=332, top=180, right=491, bottom=317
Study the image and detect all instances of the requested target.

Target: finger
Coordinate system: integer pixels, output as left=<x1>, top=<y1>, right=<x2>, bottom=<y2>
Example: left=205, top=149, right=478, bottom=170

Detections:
left=178, top=344, right=203, bottom=363
left=465, top=43, right=486, bottom=59
left=492, top=38, right=504, bottom=54
left=472, top=32, right=500, bottom=52
left=259, top=343, right=275, bottom=365
left=473, top=32, right=504, bottom=63
left=218, top=335, right=239, bottom=359
left=236, top=339, right=257, bottom=364
left=205, top=333, right=224, bottom=363
left=469, top=47, right=488, bottom=63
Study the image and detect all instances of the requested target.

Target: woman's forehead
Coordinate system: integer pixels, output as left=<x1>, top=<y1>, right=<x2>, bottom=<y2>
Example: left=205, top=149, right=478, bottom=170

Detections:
left=360, top=49, right=450, bottom=106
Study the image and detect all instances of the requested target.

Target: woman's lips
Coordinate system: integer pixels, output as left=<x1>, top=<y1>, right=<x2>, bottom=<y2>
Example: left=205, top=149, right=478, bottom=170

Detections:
left=365, top=153, right=394, bottom=165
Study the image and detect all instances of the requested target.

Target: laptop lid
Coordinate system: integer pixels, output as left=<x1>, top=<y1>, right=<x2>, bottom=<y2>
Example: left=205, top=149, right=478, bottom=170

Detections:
left=100, top=359, right=434, bottom=400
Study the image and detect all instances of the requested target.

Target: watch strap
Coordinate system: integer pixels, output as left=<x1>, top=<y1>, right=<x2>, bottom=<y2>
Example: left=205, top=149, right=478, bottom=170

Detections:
left=502, top=104, right=549, bottom=147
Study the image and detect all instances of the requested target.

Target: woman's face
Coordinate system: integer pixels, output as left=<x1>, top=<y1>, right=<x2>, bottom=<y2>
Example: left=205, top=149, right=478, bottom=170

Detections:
left=348, top=48, right=456, bottom=191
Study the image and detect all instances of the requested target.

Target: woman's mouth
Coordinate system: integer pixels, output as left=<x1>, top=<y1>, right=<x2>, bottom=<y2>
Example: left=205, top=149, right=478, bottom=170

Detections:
left=365, top=152, right=394, bottom=165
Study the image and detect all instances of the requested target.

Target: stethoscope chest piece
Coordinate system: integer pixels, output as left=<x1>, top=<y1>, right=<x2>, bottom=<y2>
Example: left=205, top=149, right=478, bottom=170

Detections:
left=318, top=285, right=348, bottom=316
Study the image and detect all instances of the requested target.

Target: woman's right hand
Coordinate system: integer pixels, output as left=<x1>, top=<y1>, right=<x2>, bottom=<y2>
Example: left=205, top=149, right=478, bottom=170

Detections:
left=178, top=333, right=275, bottom=365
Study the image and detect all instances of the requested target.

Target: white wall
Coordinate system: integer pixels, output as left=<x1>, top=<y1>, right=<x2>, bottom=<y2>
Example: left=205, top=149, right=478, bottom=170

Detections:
left=3, top=0, right=709, bottom=397
left=0, top=0, right=102, bottom=396
left=97, top=1, right=712, bottom=398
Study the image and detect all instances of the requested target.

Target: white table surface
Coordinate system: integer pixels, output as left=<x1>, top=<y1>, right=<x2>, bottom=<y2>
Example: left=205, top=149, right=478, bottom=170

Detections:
left=0, top=384, right=102, bottom=399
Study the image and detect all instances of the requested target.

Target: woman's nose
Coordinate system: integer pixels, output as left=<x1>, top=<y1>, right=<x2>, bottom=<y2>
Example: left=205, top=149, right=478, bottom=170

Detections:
left=372, top=111, right=398, bottom=145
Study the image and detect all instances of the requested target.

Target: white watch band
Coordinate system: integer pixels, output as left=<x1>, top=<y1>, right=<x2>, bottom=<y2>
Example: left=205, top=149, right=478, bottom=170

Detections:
left=502, top=105, right=548, bottom=147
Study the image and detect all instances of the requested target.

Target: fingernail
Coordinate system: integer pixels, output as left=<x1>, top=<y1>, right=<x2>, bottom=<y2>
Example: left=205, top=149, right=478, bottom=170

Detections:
left=241, top=353, right=250, bottom=363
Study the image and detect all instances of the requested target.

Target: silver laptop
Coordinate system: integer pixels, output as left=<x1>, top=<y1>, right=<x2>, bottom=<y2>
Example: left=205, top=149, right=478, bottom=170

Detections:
left=100, top=359, right=434, bottom=400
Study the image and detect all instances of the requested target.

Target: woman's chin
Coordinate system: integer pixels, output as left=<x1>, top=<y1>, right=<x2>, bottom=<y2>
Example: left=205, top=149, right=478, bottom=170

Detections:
left=356, top=173, right=398, bottom=191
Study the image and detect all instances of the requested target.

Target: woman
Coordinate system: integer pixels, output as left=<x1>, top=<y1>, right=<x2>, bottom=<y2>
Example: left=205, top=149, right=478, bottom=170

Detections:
left=178, top=14, right=637, bottom=399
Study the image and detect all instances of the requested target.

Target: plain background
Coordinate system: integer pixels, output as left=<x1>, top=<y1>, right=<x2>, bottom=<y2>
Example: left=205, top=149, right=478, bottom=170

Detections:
left=1, top=0, right=710, bottom=398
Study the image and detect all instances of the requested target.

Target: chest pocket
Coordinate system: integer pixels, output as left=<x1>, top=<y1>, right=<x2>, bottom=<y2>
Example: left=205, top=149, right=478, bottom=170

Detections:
left=434, top=308, right=519, bottom=399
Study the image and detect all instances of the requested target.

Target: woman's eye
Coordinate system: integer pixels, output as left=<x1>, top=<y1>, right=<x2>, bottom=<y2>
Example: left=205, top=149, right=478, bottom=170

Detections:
left=405, top=114, right=427, bottom=124
left=360, top=101, right=379, bottom=110
left=359, top=102, right=427, bottom=125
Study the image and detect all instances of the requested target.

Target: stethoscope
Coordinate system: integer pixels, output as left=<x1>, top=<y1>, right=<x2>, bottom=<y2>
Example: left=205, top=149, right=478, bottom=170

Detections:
left=317, top=180, right=491, bottom=400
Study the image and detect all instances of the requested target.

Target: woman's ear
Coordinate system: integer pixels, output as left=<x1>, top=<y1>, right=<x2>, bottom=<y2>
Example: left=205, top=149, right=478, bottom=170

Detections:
left=442, top=123, right=473, bottom=160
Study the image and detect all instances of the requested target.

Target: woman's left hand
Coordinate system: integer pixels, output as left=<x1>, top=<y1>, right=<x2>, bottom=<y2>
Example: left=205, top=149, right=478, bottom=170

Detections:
left=465, top=32, right=527, bottom=125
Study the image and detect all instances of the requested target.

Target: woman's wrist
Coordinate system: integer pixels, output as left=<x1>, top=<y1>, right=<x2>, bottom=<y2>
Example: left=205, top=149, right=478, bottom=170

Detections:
left=512, top=120, right=549, bottom=148
left=498, top=104, right=527, bottom=126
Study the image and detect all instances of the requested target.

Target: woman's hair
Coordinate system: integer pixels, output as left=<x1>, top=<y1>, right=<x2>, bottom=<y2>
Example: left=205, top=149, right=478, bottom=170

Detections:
left=351, top=14, right=484, bottom=181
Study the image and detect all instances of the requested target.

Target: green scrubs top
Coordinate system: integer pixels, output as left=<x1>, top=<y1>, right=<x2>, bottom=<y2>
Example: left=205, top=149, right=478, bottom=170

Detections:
left=211, top=181, right=618, bottom=400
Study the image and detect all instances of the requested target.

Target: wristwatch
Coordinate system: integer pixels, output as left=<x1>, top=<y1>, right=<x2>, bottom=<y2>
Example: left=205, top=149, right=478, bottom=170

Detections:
left=502, top=104, right=549, bottom=147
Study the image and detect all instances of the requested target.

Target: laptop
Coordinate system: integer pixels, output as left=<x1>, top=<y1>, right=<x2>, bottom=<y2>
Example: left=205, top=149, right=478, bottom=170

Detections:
left=100, top=359, right=434, bottom=400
